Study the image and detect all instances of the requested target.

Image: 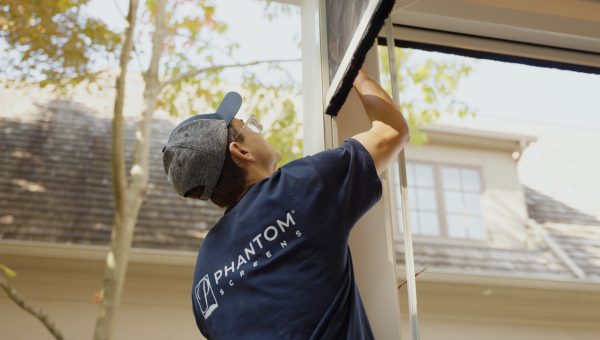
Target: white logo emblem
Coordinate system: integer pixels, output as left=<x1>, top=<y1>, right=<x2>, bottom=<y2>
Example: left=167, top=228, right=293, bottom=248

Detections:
left=195, top=275, right=218, bottom=319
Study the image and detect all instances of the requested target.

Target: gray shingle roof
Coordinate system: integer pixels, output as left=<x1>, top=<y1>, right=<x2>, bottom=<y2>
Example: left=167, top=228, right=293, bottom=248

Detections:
left=395, top=241, right=573, bottom=280
left=524, top=185, right=600, bottom=280
left=0, top=100, right=222, bottom=251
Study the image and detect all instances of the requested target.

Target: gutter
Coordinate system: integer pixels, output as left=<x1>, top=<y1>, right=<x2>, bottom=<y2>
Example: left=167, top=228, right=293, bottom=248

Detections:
left=0, top=240, right=197, bottom=266
left=396, top=267, right=600, bottom=292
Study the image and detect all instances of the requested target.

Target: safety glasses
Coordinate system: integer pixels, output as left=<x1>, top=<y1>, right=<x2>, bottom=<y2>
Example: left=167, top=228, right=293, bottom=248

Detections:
left=232, top=115, right=263, bottom=142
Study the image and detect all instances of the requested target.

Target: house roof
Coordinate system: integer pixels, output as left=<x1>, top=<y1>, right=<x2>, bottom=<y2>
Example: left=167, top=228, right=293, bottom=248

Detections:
left=394, top=238, right=573, bottom=280
left=0, top=100, right=220, bottom=251
left=524, top=185, right=600, bottom=281
left=1, top=100, right=599, bottom=283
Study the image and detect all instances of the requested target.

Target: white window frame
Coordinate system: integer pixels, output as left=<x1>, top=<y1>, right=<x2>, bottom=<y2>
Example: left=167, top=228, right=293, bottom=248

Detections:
left=395, top=159, right=486, bottom=241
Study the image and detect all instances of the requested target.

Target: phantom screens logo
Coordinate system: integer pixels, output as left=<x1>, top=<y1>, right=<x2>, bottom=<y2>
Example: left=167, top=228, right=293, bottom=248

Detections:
left=195, top=274, right=218, bottom=319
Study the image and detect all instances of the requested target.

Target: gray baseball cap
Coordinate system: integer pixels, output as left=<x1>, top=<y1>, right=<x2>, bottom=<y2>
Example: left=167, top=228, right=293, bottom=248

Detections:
left=162, top=91, right=242, bottom=199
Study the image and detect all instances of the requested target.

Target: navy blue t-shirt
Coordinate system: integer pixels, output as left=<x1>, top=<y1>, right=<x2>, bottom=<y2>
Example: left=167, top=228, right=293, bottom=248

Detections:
left=191, top=137, right=382, bottom=339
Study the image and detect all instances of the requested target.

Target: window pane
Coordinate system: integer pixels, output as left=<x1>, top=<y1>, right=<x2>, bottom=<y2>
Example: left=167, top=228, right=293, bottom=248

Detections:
left=408, top=189, right=416, bottom=209
left=447, top=214, right=468, bottom=238
left=466, top=216, right=486, bottom=239
left=442, top=166, right=461, bottom=190
left=410, top=209, right=420, bottom=233
left=391, top=161, right=399, bottom=182
left=396, top=207, right=403, bottom=231
left=414, top=164, right=434, bottom=188
left=407, top=163, right=415, bottom=186
left=395, top=186, right=402, bottom=210
left=461, top=168, right=481, bottom=192
left=419, top=212, right=440, bottom=235
left=397, top=208, right=420, bottom=233
left=464, top=193, right=482, bottom=214
left=417, top=188, right=437, bottom=211
left=444, top=191, right=463, bottom=213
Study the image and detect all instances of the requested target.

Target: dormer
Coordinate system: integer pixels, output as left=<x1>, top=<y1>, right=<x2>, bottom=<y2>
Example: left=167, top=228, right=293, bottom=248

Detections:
left=391, top=123, right=537, bottom=249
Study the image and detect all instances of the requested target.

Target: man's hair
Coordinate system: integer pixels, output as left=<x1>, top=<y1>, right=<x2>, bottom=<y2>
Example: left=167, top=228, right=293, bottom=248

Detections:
left=187, top=125, right=246, bottom=208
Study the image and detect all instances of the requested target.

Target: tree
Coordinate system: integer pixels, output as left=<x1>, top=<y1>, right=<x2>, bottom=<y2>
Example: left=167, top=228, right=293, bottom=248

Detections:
left=377, top=45, right=476, bottom=144
left=152, top=0, right=302, bottom=166
left=0, top=0, right=120, bottom=90
left=240, top=71, right=303, bottom=166
left=93, top=0, right=140, bottom=338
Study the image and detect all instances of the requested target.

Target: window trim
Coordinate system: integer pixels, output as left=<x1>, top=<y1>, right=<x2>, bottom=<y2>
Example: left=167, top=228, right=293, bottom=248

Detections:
left=401, top=160, right=440, bottom=236
left=397, top=159, right=487, bottom=241
left=437, top=161, right=486, bottom=240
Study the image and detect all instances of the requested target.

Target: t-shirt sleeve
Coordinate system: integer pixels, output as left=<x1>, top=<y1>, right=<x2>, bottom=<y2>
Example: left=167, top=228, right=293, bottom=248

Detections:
left=307, top=137, right=383, bottom=233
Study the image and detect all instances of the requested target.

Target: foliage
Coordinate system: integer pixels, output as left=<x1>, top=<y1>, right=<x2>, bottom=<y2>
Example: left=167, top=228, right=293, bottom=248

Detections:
left=241, top=69, right=302, bottom=167
left=262, top=0, right=300, bottom=23
left=153, top=0, right=303, bottom=166
left=377, top=45, right=476, bottom=144
left=1, top=0, right=303, bottom=166
left=0, top=263, right=17, bottom=278
left=154, top=0, right=230, bottom=114
left=0, top=0, right=120, bottom=89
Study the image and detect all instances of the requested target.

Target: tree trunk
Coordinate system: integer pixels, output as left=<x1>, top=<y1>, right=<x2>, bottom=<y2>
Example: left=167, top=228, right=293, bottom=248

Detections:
left=93, top=0, right=166, bottom=339
left=93, top=0, right=139, bottom=339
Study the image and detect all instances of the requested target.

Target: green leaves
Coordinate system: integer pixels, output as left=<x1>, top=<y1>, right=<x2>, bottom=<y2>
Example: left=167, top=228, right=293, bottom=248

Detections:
left=5, top=0, right=303, bottom=166
left=1, top=0, right=120, bottom=90
left=240, top=69, right=302, bottom=167
left=378, top=45, right=477, bottom=145
left=0, top=264, right=17, bottom=278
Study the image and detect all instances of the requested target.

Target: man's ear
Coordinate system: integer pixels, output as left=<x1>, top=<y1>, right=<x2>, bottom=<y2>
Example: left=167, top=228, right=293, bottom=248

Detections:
left=229, top=142, right=254, bottom=168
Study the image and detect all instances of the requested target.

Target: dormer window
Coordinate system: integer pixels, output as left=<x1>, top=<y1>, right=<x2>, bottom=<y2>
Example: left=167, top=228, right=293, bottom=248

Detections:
left=393, top=161, right=486, bottom=240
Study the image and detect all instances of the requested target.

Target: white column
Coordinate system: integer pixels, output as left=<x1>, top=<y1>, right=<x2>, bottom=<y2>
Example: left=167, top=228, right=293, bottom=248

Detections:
left=301, top=0, right=326, bottom=155
left=301, top=1, right=403, bottom=337
left=334, top=45, right=404, bottom=340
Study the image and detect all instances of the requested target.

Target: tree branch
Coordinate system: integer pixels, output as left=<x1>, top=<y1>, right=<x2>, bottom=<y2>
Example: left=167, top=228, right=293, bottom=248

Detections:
left=0, top=276, right=64, bottom=340
left=111, top=0, right=139, bottom=218
left=173, top=32, right=242, bottom=64
left=110, top=0, right=144, bottom=71
left=159, top=58, right=301, bottom=91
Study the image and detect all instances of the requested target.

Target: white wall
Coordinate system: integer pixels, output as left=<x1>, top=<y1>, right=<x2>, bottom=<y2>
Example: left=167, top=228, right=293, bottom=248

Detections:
left=1, top=252, right=203, bottom=340
left=5, top=252, right=600, bottom=340
left=399, top=279, right=600, bottom=340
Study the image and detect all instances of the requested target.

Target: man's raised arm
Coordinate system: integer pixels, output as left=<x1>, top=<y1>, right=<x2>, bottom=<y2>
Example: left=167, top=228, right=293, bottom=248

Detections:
left=351, top=67, right=410, bottom=176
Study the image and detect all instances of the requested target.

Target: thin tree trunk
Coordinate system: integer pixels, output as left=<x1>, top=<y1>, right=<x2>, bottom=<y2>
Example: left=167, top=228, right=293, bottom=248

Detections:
left=93, top=0, right=139, bottom=339
left=0, top=276, right=65, bottom=340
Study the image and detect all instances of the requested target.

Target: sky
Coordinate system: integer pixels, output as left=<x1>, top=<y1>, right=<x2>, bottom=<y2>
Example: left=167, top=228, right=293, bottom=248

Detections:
left=451, top=54, right=600, bottom=130
left=85, top=0, right=600, bottom=130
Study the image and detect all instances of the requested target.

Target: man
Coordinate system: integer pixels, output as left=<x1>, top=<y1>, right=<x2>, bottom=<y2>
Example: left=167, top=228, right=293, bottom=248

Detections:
left=162, top=67, right=410, bottom=339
